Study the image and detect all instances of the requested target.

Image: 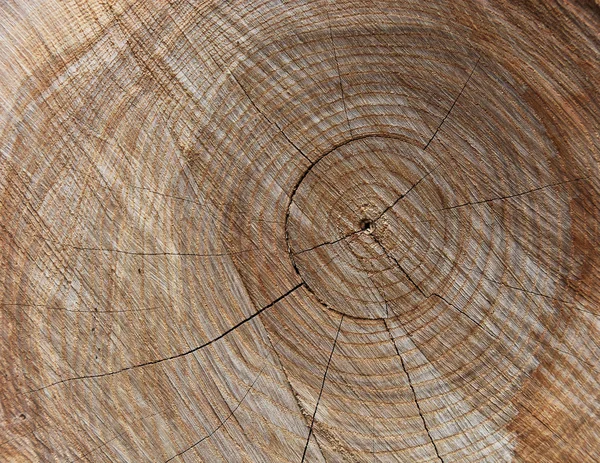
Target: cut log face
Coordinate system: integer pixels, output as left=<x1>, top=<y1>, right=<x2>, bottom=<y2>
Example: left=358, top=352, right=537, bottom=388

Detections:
left=0, top=1, right=599, bottom=462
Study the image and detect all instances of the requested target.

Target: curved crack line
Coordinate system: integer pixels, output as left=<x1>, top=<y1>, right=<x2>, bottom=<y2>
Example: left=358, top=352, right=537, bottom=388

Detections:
left=371, top=235, right=504, bottom=343
left=24, top=283, right=304, bottom=394
left=163, top=354, right=273, bottom=462
left=301, top=314, right=344, bottom=462
left=377, top=196, right=599, bottom=454
left=384, top=319, right=444, bottom=463
left=423, top=56, right=480, bottom=150
left=69, top=412, right=160, bottom=463
left=372, top=213, right=590, bottom=358
left=284, top=133, right=429, bottom=258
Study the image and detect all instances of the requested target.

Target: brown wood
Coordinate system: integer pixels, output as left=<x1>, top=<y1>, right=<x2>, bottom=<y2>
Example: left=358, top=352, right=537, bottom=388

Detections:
left=1, top=1, right=599, bottom=461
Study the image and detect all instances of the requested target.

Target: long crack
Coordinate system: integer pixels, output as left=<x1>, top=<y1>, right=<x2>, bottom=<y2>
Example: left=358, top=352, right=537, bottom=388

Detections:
left=384, top=319, right=444, bottom=463
left=371, top=235, right=427, bottom=298
left=434, top=176, right=590, bottom=212
left=423, top=56, right=480, bottom=150
left=25, top=283, right=304, bottom=394
left=301, top=315, right=344, bottom=462
left=231, top=73, right=312, bottom=163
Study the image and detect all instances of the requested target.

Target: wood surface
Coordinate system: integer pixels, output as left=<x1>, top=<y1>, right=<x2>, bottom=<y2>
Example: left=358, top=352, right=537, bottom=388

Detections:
left=0, top=0, right=599, bottom=462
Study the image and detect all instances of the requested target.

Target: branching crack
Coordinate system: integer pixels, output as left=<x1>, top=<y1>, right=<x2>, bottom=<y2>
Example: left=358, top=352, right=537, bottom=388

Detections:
left=424, top=56, right=480, bottom=150
left=231, top=73, right=311, bottom=163
left=372, top=235, right=501, bottom=340
left=384, top=320, right=444, bottom=463
left=25, top=283, right=304, bottom=393
left=292, top=163, right=440, bottom=257
left=301, top=315, right=344, bottom=462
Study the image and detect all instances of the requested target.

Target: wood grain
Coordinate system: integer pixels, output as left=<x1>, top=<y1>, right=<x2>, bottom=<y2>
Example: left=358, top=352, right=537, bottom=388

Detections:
left=0, top=1, right=599, bottom=462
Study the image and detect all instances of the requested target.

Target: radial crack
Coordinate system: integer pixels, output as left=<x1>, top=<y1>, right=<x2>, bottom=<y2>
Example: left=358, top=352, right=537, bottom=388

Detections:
left=262, top=327, right=330, bottom=460
left=231, top=73, right=311, bottom=163
left=384, top=320, right=444, bottom=463
left=373, top=162, right=441, bottom=224
left=294, top=228, right=362, bottom=255
left=164, top=360, right=270, bottom=462
left=435, top=176, right=590, bottom=212
left=301, top=315, right=344, bottom=462
left=326, top=3, right=351, bottom=133
left=484, top=276, right=600, bottom=318
left=25, top=283, right=304, bottom=393
left=371, top=235, right=500, bottom=342
left=430, top=293, right=497, bottom=338
left=423, top=56, right=480, bottom=150
left=371, top=235, right=426, bottom=297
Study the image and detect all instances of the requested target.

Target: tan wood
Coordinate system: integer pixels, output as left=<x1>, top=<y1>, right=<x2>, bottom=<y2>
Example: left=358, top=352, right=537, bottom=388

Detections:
left=0, top=1, right=599, bottom=461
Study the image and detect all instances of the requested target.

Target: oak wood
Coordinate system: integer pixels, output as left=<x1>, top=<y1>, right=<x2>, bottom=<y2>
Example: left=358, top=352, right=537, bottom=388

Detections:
left=1, top=1, right=599, bottom=462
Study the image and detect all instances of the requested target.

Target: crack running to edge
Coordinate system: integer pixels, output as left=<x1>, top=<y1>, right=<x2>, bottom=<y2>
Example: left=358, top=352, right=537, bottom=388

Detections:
left=164, top=354, right=273, bottom=462
left=384, top=319, right=444, bottom=463
left=262, top=320, right=330, bottom=461
left=25, top=283, right=304, bottom=394
left=326, top=2, right=351, bottom=134
left=434, top=176, right=590, bottom=212
left=423, top=56, right=480, bottom=151
left=301, top=315, right=344, bottom=462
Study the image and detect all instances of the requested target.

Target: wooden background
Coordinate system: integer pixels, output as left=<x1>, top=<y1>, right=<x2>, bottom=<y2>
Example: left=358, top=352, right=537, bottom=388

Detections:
left=0, top=0, right=599, bottom=461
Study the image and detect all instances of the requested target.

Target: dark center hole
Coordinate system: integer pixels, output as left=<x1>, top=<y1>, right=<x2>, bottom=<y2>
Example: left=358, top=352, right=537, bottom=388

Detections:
left=360, top=219, right=373, bottom=231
